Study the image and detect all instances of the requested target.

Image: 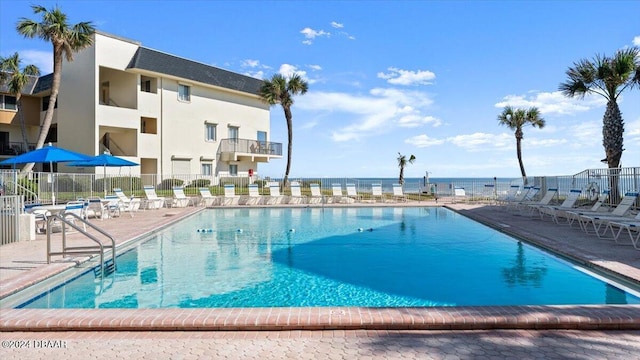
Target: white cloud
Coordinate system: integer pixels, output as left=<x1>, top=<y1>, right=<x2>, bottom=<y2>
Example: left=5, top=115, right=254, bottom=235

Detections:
left=277, top=63, right=317, bottom=84
left=495, top=91, right=606, bottom=115
left=17, top=49, right=53, bottom=74
left=447, top=132, right=513, bottom=151
left=300, top=27, right=330, bottom=45
left=243, top=70, right=264, bottom=79
left=377, top=67, right=436, bottom=86
left=405, top=134, right=445, bottom=147
left=634, top=35, right=640, bottom=46
left=296, top=87, right=437, bottom=142
left=331, top=21, right=344, bottom=29
left=308, top=64, right=322, bottom=71
left=241, top=59, right=260, bottom=68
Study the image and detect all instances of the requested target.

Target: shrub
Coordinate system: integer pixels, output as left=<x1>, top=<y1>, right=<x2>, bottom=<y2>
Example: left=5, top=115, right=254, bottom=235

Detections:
left=158, top=178, right=184, bottom=191
left=186, top=179, right=211, bottom=188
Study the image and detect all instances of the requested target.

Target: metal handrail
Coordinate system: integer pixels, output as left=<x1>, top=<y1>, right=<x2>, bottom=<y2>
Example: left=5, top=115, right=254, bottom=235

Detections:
left=46, top=212, right=117, bottom=278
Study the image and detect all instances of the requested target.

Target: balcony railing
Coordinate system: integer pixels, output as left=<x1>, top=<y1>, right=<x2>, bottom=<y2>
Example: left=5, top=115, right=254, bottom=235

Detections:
left=0, top=141, right=36, bottom=156
left=219, top=138, right=282, bottom=156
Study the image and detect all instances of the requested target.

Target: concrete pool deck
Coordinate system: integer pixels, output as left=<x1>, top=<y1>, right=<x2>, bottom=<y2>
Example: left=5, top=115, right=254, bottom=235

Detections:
left=1, top=200, right=639, bottom=358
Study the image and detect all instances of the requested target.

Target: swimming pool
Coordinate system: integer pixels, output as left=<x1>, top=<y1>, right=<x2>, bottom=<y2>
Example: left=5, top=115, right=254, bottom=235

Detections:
left=16, top=207, right=640, bottom=308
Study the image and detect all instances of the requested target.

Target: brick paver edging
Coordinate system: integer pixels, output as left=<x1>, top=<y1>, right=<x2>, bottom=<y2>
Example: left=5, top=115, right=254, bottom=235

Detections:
left=1, top=305, right=639, bottom=332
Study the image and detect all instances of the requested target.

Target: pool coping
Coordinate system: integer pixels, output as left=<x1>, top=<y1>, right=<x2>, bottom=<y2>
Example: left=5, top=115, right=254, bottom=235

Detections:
left=2, top=203, right=640, bottom=332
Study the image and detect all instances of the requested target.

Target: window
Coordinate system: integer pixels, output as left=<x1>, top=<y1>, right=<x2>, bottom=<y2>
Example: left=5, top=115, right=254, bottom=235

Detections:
left=229, top=164, right=238, bottom=176
left=228, top=126, right=239, bottom=143
left=205, top=123, right=217, bottom=141
left=1, top=95, right=17, bottom=110
left=178, top=84, right=190, bottom=102
left=141, top=117, right=157, bottom=134
left=257, top=131, right=267, bottom=148
left=201, top=163, right=212, bottom=176
left=141, top=80, right=151, bottom=92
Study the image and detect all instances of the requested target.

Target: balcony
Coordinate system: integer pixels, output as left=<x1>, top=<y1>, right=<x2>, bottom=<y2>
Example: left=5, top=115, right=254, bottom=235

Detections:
left=0, top=141, right=36, bottom=156
left=219, top=138, right=282, bottom=163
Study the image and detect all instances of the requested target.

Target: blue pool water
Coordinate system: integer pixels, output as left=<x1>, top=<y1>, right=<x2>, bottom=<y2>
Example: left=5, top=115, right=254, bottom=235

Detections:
left=18, top=207, right=640, bottom=308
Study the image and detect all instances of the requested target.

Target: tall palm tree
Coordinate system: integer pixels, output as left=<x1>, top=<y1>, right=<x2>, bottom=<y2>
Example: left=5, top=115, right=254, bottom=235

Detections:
left=559, top=48, right=639, bottom=202
left=397, top=153, right=416, bottom=185
left=258, top=73, right=308, bottom=186
left=0, top=52, right=40, bottom=153
left=497, top=106, right=545, bottom=183
left=16, top=4, right=95, bottom=173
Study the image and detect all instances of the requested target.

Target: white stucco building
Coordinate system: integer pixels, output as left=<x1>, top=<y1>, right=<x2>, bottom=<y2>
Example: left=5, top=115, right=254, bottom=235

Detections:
left=1, top=31, right=281, bottom=180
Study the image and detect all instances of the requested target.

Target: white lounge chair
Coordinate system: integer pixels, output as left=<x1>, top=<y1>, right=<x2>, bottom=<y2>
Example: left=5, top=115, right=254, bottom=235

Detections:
left=118, top=198, right=141, bottom=217
left=370, top=183, right=385, bottom=203
left=63, top=201, right=87, bottom=231
left=524, top=188, right=559, bottom=216
left=113, top=188, right=132, bottom=205
left=391, top=184, right=407, bottom=202
left=453, top=187, right=466, bottom=203
left=243, top=183, right=262, bottom=205
left=481, top=184, right=496, bottom=204
left=331, top=183, right=346, bottom=203
left=288, top=181, right=307, bottom=204
left=171, top=186, right=196, bottom=207
left=577, top=192, right=639, bottom=236
left=538, top=188, right=583, bottom=222
left=346, top=183, right=361, bottom=203
left=561, top=191, right=609, bottom=227
left=221, top=184, right=239, bottom=206
left=143, top=185, right=166, bottom=209
left=267, top=182, right=284, bottom=205
left=309, top=183, right=323, bottom=204
left=497, top=185, right=521, bottom=205
left=85, top=197, right=106, bottom=220
left=604, top=213, right=640, bottom=250
left=199, top=187, right=219, bottom=207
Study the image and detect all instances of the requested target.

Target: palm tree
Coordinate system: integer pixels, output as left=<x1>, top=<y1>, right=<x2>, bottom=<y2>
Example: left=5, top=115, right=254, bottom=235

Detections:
left=497, top=106, right=545, bottom=183
left=16, top=4, right=95, bottom=173
left=397, top=153, right=416, bottom=185
left=559, top=48, right=640, bottom=201
left=0, top=53, right=40, bottom=153
left=258, top=73, right=308, bottom=187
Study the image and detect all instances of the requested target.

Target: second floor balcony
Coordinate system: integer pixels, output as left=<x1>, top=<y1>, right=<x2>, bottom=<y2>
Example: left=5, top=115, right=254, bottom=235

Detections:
left=219, top=138, right=283, bottom=163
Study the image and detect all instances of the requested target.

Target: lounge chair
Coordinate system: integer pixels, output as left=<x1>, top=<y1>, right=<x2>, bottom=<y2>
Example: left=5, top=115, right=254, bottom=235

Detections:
left=199, top=187, right=218, bottom=207
left=497, top=185, right=521, bottom=205
left=576, top=192, right=639, bottom=236
left=346, top=183, right=361, bottom=203
left=560, top=191, right=609, bottom=227
left=452, top=187, right=466, bottom=203
left=506, top=186, right=541, bottom=213
left=143, top=185, right=166, bottom=209
left=267, top=182, right=284, bottom=205
left=113, top=188, right=132, bottom=205
left=331, top=183, right=346, bottom=203
left=480, top=184, right=497, bottom=204
left=603, top=213, right=640, bottom=250
left=171, top=186, right=196, bottom=207
left=85, top=197, right=106, bottom=220
left=62, top=201, right=87, bottom=231
left=118, top=198, right=141, bottom=217
left=242, top=183, right=262, bottom=205
left=524, top=188, right=559, bottom=216
left=104, top=195, right=122, bottom=218
left=538, top=188, right=583, bottom=222
left=288, top=181, right=307, bottom=204
left=308, top=183, right=323, bottom=204
left=221, top=184, right=239, bottom=206
left=391, top=184, right=407, bottom=202
left=370, top=183, right=385, bottom=203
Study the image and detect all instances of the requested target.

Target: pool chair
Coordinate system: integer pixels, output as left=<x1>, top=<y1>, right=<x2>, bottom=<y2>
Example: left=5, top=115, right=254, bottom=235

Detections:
left=266, top=182, right=284, bottom=205
left=576, top=192, right=639, bottom=236
left=480, top=184, right=497, bottom=204
left=242, top=183, right=263, bottom=205
left=61, top=201, right=87, bottom=232
left=370, top=183, right=385, bottom=203
left=391, top=184, right=408, bottom=202
left=496, top=185, right=521, bottom=205
left=171, top=186, right=196, bottom=207
left=221, top=184, right=239, bottom=206
left=104, top=195, right=122, bottom=218
left=118, top=198, right=141, bottom=217
left=288, top=181, right=307, bottom=204
left=331, top=183, right=347, bottom=203
left=308, top=183, right=323, bottom=204
left=199, top=187, right=219, bottom=207
left=143, top=185, right=166, bottom=209
left=452, top=187, right=466, bottom=203
left=505, top=186, right=540, bottom=213
left=346, top=183, right=361, bottom=203
left=523, top=188, right=559, bottom=216
left=538, top=188, right=583, bottom=223
left=85, top=197, right=106, bottom=220
left=113, top=188, right=132, bottom=205
left=603, top=213, right=640, bottom=250
left=560, top=191, right=609, bottom=227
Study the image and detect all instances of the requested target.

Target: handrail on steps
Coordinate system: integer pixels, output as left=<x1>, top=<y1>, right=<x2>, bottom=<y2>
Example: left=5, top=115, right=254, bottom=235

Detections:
left=46, top=212, right=117, bottom=278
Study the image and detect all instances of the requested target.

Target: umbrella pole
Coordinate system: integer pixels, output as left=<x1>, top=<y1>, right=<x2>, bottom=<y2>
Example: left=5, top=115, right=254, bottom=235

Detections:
left=104, top=165, right=107, bottom=198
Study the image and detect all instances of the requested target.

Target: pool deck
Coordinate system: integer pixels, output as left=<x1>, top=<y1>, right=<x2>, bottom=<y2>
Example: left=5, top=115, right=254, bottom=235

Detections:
left=1, top=200, right=639, bottom=358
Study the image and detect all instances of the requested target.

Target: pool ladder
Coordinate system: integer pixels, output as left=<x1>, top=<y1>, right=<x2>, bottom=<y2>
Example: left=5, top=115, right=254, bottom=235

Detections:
left=46, top=212, right=116, bottom=278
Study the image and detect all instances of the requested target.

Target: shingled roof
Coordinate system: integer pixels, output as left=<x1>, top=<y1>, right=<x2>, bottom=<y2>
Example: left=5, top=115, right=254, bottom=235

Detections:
left=127, top=47, right=263, bottom=96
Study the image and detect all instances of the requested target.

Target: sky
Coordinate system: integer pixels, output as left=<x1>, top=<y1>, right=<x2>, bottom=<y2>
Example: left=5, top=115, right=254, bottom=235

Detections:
left=1, top=0, right=639, bottom=179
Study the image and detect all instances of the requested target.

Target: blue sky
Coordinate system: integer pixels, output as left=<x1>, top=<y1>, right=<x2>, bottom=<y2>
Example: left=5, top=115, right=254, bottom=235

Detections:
left=1, top=0, right=639, bottom=179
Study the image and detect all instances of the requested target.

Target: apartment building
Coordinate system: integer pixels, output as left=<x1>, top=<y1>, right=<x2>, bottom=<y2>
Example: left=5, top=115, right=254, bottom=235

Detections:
left=0, top=31, right=281, bottom=179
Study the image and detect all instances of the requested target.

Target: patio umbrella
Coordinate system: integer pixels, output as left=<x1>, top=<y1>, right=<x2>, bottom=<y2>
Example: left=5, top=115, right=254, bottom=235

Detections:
left=68, top=153, right=139, bottom=197
left=0, top=143, right=92, bottom=204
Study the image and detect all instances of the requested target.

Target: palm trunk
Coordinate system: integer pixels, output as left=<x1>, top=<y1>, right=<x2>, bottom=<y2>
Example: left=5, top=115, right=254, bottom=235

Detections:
left=21, top=45, right=63, bottom=173
left=603, top=100, right=624, bottom=203
left=17, top=95, right=29, bottom=152
left=399, top=166, right=405, bottom=185
left=516, top=135, right=527, bottom=184
left=282, top=106, right=293, bottom=188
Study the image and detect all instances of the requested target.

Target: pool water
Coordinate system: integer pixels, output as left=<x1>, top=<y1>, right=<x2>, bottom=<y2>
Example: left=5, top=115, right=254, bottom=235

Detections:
left=18, top=207, right=640, bottom=308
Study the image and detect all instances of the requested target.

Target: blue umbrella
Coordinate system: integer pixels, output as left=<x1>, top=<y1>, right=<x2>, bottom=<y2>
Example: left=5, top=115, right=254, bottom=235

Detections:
left=0, top=144, right=92, bottom=204
left=68, top=153, right=139, bottom=197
